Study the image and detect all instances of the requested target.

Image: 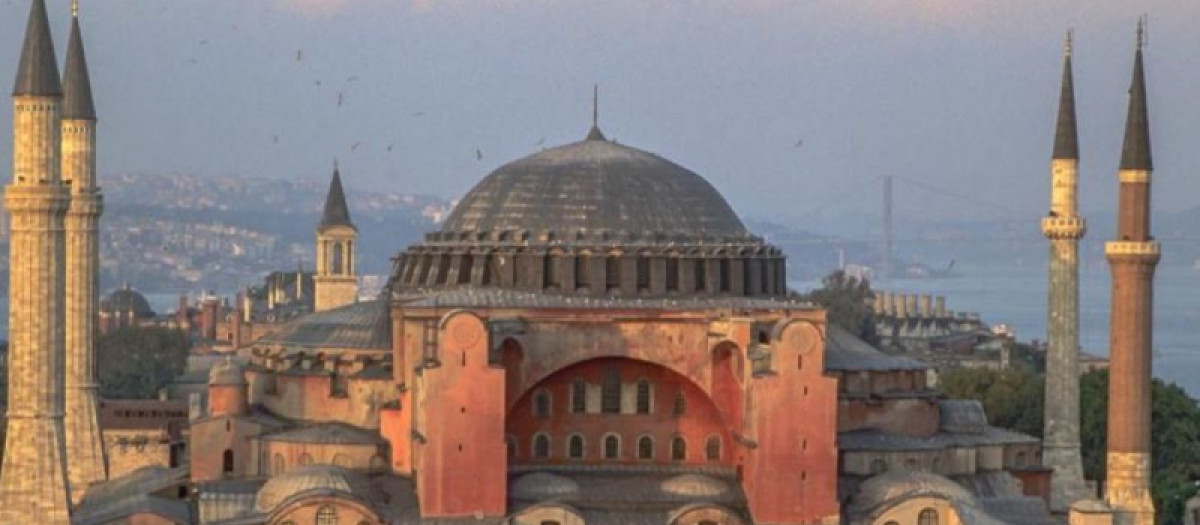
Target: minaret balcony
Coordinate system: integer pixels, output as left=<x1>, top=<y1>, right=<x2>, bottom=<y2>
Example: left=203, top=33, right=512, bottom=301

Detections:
left=1041, top=217, right=1086, bottom=238
left=1104, top=241, right=1160, bottom=257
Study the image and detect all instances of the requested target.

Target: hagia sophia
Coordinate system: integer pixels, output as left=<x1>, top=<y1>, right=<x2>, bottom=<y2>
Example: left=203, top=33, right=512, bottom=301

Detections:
left=0, top=1, right=1164, bottom=525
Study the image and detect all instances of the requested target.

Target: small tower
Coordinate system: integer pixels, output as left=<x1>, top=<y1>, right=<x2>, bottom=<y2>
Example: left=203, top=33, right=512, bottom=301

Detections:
left=61, top=0, right=109, bottom=498
left=315, top=161, right=358, bottom=312
left=208, top=357, right=248, bottom=418
left=1040, top=30, right=1091, bottom=512
left=0, top=0, right=73, bottom=521
left=1104, top=21, right=1158, bottom=525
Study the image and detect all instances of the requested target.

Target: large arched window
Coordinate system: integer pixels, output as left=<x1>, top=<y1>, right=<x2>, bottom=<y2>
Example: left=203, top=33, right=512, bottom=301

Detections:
left=603, top=434, right=620, bottom=460
left=705, top=435, right=721, bottom=461
left=673, top=391, right=686, bottom=416
left=534, top=389, right=552, bottom=419
left=571, top=379, right=587, bottom=414
left=222, top=449, right=234, bottom=473
left=601, top=366, right=621, bottom=414
left=671, top=437, right=687, bottom=461
left=568, top=434, right=585, bottom=459
left=635, top=380, right=652, bottom=414
left=533, top=434, right=551, bottom=459
left=918, top=508, right=939, bottom=525
left=316, top=505, right=338, bottom=525
left=637, top=435, right=654, bottom=460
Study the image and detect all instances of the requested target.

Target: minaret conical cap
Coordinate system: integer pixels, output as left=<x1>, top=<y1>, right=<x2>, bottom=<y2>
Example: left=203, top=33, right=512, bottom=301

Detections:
left=1052, top=33, right=1078, bottom=160
left=319, top=162, right=355, bottom=230
left=12, top=0, right=62, bottom=97
left=1119, top=36, right=1152, bottom=171
left=63, top=12, right=96, bottom=120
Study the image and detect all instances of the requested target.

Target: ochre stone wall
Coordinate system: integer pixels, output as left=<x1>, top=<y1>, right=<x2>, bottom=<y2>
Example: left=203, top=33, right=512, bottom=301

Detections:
left=103, top=429, right=173, bottom=479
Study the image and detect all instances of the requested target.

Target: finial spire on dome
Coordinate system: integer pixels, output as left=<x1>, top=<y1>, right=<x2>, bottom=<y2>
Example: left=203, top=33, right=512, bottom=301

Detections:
left=586, top=83, right=607, bottom=141
left=72, top=0, right=79, bottom=18
left=13, top=0, right=63, bottom=97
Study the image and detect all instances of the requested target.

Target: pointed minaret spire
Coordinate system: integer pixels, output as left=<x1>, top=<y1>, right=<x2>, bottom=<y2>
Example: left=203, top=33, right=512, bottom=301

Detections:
left=63, top=0, right=96, bottom=121
left=13, top=0, right=62, bottom=97
left=1052, top=30, right=1078, bottom=160
left=1120, top=19, right=1152, bottom=171
left=319, top=160, right=354, bottom=230
left=586, top=83, right=606, bottom=141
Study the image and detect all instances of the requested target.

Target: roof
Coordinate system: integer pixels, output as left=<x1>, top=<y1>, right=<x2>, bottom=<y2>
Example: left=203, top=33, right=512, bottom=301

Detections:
left=257, top=299, right=389, bottom=349
left=73, top=494, right=193, bottom=525
left=441, top=136, right=748, bottom=239
left=62, top=14, right=96, bottom=120
left=12, top=0, right=61, bottom=97
left=209, top=357, right=248, bottom=386
left=397, top=288, right=809, bottom=311
left=261, top=422, right=384, bottom=445
left=939, top=400, right=988, bottom=434
left=79, top=465, right=189, bottom=508
left=318, top=164, right=355, bottom=230
left=101, top=286, right=156, bottom=317
left=1052, top=39, right=1078, bottom=160
left=254, top=465, right=382, bottom=513
left=824, top=325, right=928, bottom=372
left=839, top=426, right=1039, bottom=452
left=848, top=470, right=976, bottom=516
left=1119, top=45, right=1152, bottom=171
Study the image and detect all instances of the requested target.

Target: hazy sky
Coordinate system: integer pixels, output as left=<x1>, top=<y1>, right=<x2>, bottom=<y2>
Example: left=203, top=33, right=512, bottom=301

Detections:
left=1, top=0, right=1198, bottom=226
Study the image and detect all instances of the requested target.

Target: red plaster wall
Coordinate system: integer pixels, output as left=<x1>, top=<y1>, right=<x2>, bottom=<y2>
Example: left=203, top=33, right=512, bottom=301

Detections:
left=189, top=415, right=260, bottom=482
left=506, top=357, right=730, bottom=466
left=1011, top=468, right=1053, bottom=504
left=416, top=311, right=507, bottom=518
left=838, top=397, right=940, bottom=436
left=209, top=384, right=247, bottom=418
left=742, top=317, right=840, bottom=524
left=380, top=399, right=410, bottom=474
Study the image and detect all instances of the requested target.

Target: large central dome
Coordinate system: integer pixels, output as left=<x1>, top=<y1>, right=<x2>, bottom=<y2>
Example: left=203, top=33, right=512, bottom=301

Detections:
left=441, top=133, right=747, bottom=238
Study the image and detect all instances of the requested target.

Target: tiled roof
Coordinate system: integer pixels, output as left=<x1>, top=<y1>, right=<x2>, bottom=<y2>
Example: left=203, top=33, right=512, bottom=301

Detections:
left=261, top=422, right=384, bottom=445
left=258, top=299, right=389, bottom=349
left=824, top=325, right=928, bottom=372
left=397, top=288, right=811, bottom=311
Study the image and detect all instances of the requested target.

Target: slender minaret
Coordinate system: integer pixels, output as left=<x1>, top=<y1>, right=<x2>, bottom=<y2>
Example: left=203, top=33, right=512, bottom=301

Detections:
left=1040, top=30, right=1091, bottom=512
left=1104, top=21, right=1158, bottom=525
left=314, top=161, right=358, bottom=312
left=0, top=0, right=74, bottom=522
left=62, top=0, right=108, bottom=498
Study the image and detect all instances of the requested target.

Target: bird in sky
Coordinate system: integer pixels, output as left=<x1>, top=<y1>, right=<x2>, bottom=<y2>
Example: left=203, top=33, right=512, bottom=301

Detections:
left=351, top=142, right=362, bottom=151
left=296, top=50, right=303, bottom=62
left=793, top=140, right=804, bottom=149
left=411, top=111, right=425, bottom=118
left=338, top=93, right=344, bottom=106
left=476, top=149, right=483, bottom=161
left=386, top=144, right=395, bottom=152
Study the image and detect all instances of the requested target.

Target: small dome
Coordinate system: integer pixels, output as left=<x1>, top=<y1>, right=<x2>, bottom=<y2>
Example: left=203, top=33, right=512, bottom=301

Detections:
left=442, top=138, right=748, bottom=239
left=511, top=472, right=580, bottom=500
left=849, top=470, right=975, bottom=515
left=939, top=399, right=988, bottom=434
left=660, top=474, right=729, bottom=498
left=100, top=286, right=155, bottom=318
left=254, top=465, right=378, bottom=513
left=208, top=357, right=246, bottom=386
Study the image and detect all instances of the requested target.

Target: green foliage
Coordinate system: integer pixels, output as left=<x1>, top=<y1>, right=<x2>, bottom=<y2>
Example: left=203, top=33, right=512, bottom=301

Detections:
left=944, top=367, right=1200, bottom=525
left=98, top=326, right=190, bottom=399
left=803, top=270, right=878, bottom=345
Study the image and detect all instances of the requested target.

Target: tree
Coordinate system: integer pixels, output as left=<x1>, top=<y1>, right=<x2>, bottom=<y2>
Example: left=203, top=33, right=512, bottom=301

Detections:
left=98, top=326, right=190, bottom=399
left=939, top=366, right=1044, bottom=438
left=803, top=270, right=878, bottom=345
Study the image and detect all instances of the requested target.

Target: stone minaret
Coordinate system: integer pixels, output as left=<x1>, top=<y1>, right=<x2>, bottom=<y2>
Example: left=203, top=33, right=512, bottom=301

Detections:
left=1104, top=22, right=1158, bottom=525
left=62, top=0, right=109, bottom=497
left=0, top=0, right=73, bottom=522
left=314, top=161, right=358, bottom=312
left=1040, top=31, right=1091, bottom=512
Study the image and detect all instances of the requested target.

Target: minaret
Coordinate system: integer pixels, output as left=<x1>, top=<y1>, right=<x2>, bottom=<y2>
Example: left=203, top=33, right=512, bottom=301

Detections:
left=0, top=0, right=74, bottom=522
left=62, top=0, right=108, bottom=498
left=1040, top=30, right=1091, bottom=512
left=1104, top=21, right=1158, bottom=525
left=314, top=161, right=358, bottom=312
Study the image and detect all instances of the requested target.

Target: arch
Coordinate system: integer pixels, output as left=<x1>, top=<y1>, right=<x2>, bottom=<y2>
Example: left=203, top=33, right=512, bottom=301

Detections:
left=331, top=242, right=344, bottom=275
left=508, top=502, right=586, bottom=525
left=601, top=366, right=621, bottom=414
left=673, top=391, right=687, bottom=416
left=603, top=433, right=621, bottom=460
left=544, top=253, right=561, bottom=289
left=694, top=258, right=708, bottom=292
left=574, top=253, right=591, bottom=289
left=671, top=437, right=687, bottom=461
left=637, top=435, right=655, bottom=460
left=918, top=508, right=939, bottom=525
left=705, top=435, right=722, bottom=462
left=567, top=434, right=585, bottom=459
left=223, top=449, right=234, bottom=473
left=533, top=433, right=551, bottom=459
left=668, top=503, right=749, bottom=525
left=533, top=388, right=552, bottom=419
left=665, top=255, right=680, bottom=291
left=316, top=505, right=338, bottom=525
left=636, top=379, right=653, bottom=414
left=635, top=253, right=651, bottom=291
left=570, top=379, right=587, bottom=414
left=605, top=255, right=621, bottom=291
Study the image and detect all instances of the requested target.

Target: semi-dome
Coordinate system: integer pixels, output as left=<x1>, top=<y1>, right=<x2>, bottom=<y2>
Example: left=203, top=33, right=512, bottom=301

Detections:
left=254, top=465, right=379, bottom=513
left=660, top=473, right=730, bottom=497
left=511, top=472, right=580, bottom=500
left=441, top=135, right=747, bottom=239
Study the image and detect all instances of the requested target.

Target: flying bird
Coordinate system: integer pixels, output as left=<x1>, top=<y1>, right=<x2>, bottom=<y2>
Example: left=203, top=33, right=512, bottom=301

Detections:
left=295, top=50, right=303, bottom=62
left=793, top=140, right=804, bottom=149
left=351, top=142, right=362, bottom=151
left=411, top=111, right=425, bottom=118
left=475, top=149, right=483, bottom=161
left=535, top=137, right=546, bottom=146
left=347, top=76, right=360, bottom=82
left=338, top=93, right=344, bottom=106
left=386, top=144, right=395, bottom=152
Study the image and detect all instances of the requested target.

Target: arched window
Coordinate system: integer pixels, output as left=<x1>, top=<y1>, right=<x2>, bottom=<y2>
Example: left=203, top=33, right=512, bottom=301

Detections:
left=603, top=434, right=620, bottom=460
left=718, top=258, right=731, bottom=292
left=637, top=436, right=654, bottom=460
left=635, top=380, right=652, bottom=414
left=870, top=458, right=888, bottom=474
left=568, top=434, right=585, bottom=459
left=665, top=257, right=679, bottom=291
left=601, top=366, right=621, bottom=414
left=544, top=254, right=560, bottom=288
left=457, top=255, right=473, bottom=284
left=575, top=254, right=591, bottom=289
left=534, top=389, right=551, bottom=419
left=918, top=508, right=939, bottom=525
left=316, top=505, right=338, bottom=525
left=571, top=379, right=587, bottom=413
left=694, top=259, right=707, bottom=291
left=435, top=254, right=450, bottom=284
left=636, top=255, right=651, bottom=291
left=671, top=437, right=687, bottom=461
left=272, top=453, right=285, bottom=475
left=331, top=242, right=344, bottom=275
left=222, top=449, right=234, bottom=473
left=705, top=435, right=721, bottom=461
left=533, top=434, right=550, bottom=459
left=673, top=391, right=686, bottom=416
left=605, top=256, right=621, bottom=291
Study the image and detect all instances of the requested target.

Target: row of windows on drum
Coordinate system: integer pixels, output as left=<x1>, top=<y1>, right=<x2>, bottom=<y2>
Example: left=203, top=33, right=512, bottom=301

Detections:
left=531, top=377, right=686, bottom=418
left=514, top=432, right=724, bottom=462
